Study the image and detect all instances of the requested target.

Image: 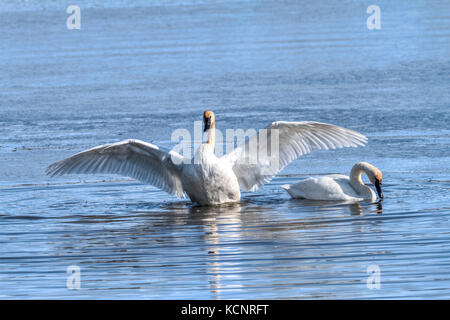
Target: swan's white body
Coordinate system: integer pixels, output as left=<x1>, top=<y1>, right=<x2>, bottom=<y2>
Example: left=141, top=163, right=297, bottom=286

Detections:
left=281, top=162, right=383, bottom=202
left=46, top=112, right=368, bottom=205
left=181, top=144, right=241, bottom=205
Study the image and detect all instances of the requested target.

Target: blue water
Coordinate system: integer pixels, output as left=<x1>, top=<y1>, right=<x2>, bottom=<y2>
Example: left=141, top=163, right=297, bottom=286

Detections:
left=0, top=0, right=449, bottom=299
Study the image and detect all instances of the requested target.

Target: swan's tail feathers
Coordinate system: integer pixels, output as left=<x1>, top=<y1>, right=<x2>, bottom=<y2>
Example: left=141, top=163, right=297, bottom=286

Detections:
left=281, top=183, right=307, bottom=199
left=281, top=184, right=295, bottom=198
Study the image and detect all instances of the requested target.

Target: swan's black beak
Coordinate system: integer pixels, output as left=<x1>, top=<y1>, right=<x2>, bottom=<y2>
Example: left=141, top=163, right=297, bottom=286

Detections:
left=204, top=116, right=211, bottom=132
left=375, top=179, right=383, bottom=199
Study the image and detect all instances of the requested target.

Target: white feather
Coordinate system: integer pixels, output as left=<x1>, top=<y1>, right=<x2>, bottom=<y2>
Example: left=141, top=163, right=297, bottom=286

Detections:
left=46, top=139, right=185, bottom=198
left=221, top=121, right=367, bottom=192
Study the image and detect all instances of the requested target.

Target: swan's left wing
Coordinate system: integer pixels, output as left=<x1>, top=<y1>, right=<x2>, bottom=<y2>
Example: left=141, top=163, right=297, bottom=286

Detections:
left=221, top=121, right=367, bottom=192
left=46, top=139, right=186, bottom=198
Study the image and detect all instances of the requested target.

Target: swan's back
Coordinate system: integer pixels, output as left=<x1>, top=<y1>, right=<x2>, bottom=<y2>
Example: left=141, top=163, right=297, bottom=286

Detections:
left=282, top=175, right=362, bottom=201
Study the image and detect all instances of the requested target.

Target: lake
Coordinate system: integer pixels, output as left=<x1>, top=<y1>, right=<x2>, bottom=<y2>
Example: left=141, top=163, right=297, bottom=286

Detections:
left=0, top=0, right=449, bottom=299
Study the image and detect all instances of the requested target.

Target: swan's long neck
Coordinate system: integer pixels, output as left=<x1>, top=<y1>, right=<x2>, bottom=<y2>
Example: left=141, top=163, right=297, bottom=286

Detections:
left=349, top=163, right=374, bottom=199
left=206, top=125, right=215, bottom=151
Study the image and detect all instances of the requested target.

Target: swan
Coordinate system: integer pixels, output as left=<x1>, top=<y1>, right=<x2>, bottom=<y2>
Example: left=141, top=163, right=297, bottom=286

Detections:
left=281, top=162, right=383, bottom=202
left=46, top=110, right=368, bottom=205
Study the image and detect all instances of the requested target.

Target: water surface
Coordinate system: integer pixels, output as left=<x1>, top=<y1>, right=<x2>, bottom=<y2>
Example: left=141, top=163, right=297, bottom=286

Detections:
left=0, top=0, right=449, bottom=299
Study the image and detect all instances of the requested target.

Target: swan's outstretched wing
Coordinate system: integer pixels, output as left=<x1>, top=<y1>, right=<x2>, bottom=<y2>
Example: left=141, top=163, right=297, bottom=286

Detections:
left=46, top=139, right=185, bottom=198
left=221, top=121, right=367, bottom=192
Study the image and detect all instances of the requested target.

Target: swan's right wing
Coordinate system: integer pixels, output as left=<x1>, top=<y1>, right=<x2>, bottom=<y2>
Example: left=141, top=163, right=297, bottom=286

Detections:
left=46, top=139, right=186, bottom=198
left=221, top=121, right=367, bottom=192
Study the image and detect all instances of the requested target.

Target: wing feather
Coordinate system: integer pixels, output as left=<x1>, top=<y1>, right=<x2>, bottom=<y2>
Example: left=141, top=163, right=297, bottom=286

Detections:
left=221, top=121, right=367, bottom=192
left=46, top=139, right=185, bottom=198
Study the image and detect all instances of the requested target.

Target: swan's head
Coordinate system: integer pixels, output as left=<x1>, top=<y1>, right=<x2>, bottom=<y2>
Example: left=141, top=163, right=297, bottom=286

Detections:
left=360, top=162, right=383, bottom=199
left=203, top=110, right=215, bottom=132
left=373, top=170, right=383, bottom=200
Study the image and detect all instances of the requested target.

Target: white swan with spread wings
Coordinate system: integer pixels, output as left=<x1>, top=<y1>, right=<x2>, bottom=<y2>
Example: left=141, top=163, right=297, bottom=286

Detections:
left=46, top=110, right=367, bottom=205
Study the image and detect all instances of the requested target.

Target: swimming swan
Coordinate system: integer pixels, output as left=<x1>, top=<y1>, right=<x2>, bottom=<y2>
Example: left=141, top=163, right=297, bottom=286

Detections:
left=46, top=111, right=368, bottom=205
left=281, top=162, right=383, bottom=202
